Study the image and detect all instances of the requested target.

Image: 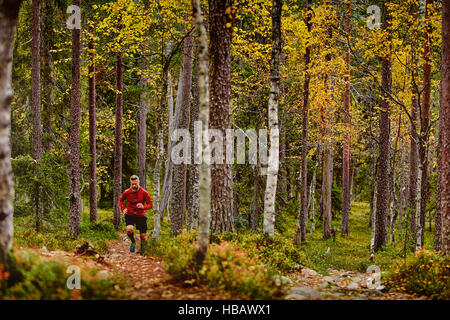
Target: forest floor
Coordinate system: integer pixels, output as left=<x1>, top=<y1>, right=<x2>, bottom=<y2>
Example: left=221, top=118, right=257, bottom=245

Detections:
left=101, top=233, right=236, bottom=299
left=22, top=231, right=420, bottom=300
left=287, top=266, right=420, bottom=300
left=12, top=202, right=434, bottom=300
left=20, top=233, right=235, bottom=300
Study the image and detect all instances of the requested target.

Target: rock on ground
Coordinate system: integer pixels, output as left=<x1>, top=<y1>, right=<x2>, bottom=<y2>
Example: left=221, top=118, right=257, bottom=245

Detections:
left=286, top=286, right=322, bottom=300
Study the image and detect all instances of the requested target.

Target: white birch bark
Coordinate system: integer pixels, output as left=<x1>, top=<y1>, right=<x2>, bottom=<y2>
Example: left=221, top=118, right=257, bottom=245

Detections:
left=308, top=151, right=319, bottom=238
left=389, top=162, right=397, bottom=243
left=370, top=182, right=378, bottom=260
left=415, top=162, right=423, bottom=251
left=263, top=0, right=282, bottom=238
left=152, top=133, right=164, bottom=240
left=192, top=0, right=210, bottom=262
left=0, top=3, right=20, bottom=261
left=160, top=72, right=183, bottom=218
left=322, top=139, right=332, bottom=238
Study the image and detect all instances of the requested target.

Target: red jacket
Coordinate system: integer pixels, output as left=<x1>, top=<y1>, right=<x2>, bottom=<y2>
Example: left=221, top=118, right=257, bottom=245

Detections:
left=119, top=187, right=152, bottom=216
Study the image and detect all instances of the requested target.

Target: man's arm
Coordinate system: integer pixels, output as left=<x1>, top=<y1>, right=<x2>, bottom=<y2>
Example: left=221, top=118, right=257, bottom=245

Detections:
left=119, top=190, right=128, bottom=214
left=143, top=190, right=152, bottom=210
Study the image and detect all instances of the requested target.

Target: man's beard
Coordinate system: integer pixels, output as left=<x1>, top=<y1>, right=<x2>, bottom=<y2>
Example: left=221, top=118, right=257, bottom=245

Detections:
left=132, top=186, right=138, bottom=191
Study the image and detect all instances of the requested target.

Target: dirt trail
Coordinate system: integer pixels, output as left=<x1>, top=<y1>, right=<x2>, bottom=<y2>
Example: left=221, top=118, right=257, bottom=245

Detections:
left=286, top=267, right=420, bottom=300
left=102, top=233, right=234, bottom=300
left=23, top=234, right=420, bottom=300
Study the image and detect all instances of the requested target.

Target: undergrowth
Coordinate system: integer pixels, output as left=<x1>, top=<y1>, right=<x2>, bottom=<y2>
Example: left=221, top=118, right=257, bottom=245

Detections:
left=0, top=249, right=124, bottom=299
left=385, top=249, right=450, bottom=300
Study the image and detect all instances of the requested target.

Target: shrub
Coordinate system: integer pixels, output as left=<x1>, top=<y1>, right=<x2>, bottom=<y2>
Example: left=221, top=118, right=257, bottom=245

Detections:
left=200, top=241, right=286, bottom=299
left=0, top=249, right=121, bottom=300
left=151, top=232, right=288, bottom=299
left=216, top=232, right=305, bottom=274
left=385, top=249, right=450, bottom=300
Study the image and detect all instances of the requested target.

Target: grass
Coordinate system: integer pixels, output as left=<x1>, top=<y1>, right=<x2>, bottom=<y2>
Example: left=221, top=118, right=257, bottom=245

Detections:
left=142, top=201, right=440, bottom=281
left=11, top=199, right=444, bottom=299
left=13, top=206, right=119, bottom=254
left=282, top=202, right=438, bottom=275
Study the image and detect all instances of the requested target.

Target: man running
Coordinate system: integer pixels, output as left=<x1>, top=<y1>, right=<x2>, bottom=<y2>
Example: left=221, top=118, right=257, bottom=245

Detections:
left=119, top=175, right=153, bottom=254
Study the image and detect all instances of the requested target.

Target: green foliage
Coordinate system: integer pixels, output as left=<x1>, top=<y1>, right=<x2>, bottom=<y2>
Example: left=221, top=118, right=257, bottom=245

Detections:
left=385, top=250, right=450, bottom=300
left=12, top=152, right=70, bottom=216
left=331, top=181, right=343, bottom=219
left=147, top=231, right=287, bottom=299
left=215, top=232, right=304, bottom=274
left=200, top=242, right=286, bottom=299
left=13, top=208, right=119, bottom=254
left=0, top=250, right=122, bottom=300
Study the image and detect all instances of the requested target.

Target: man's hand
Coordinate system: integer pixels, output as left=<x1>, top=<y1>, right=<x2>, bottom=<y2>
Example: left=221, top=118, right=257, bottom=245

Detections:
left=123, top=209, right=127, bottom=215
left=136, top=203, right=144, bottom=209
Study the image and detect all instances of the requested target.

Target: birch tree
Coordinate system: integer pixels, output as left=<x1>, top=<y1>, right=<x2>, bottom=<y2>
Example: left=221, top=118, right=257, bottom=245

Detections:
left=138, top=55, right=148, bottom=189
left=187, top=44, right=200, bottom=231
left=192, top=0, right=211, bottom=264
left=263, top=0, right=282, bottom=238
left=417, top=0, right=434, bottom=248
left=171, top=29, right=194, bottom=236
left=0, top=0, right=23, bottom=262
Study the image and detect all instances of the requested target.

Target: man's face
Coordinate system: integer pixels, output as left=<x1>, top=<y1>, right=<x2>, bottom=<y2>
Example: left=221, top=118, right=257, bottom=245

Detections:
left=131, top=179, right=139, bottom=191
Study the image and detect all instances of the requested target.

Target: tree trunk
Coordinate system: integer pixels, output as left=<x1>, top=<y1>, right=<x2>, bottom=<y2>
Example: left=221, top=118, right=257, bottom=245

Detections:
left=415, top=161, right=423, bottom=250
left=0, top=0, right=22, bottom=262
left=152, top=40, right=173, bottom=239
left=208, top=0, right=234, bottom=234
left=250, top=168, right=262, bottom=230
left=41, top=0, right=53, bottom=152
left=389, top=114, right=401, bottom=243
left=171, top=30, right=193, bottom=236
left=152, top=133, right=164, bottom=240
left=187, top=43, right=200, bottom=231
left=138, top=54, right=148, bottom=189
left=69, top=0, right=82, bottom=237
left=439, top=0, right=450, bottom=255
left=322, top=31, right=333, bottom=239
left=308, top=147, right=319, bottom=238
left=369, top=139, right=378, bottom=227
left=112, top=50, right=123, bottom=228
left=370, top=181, right=377, bottom=260
left=160, top=72, right=181, bottom=218
left=418, top=0, right=433, bottom=248
left=263, top=0, right=282, bottom=238
left=294, top=0, right=311, bottom=245
left=435, top=90, right=442, bottom=251
left=192, top=0, right=211, bottom=264
left=409, top=80, right=419, bottom=237
left=88, top=23, right=97, bottom=222
left=322, top=139, right=332, bottom=239
left=374, top=7, right=391, bottom=251
left=32, top=0, right=42, bottom=232
left=341, top=0, right=351, bottom=235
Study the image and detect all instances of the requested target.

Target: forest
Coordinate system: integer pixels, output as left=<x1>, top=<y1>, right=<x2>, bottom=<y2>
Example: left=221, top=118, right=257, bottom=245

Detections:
left=0, top=0, right=449, bottom=301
